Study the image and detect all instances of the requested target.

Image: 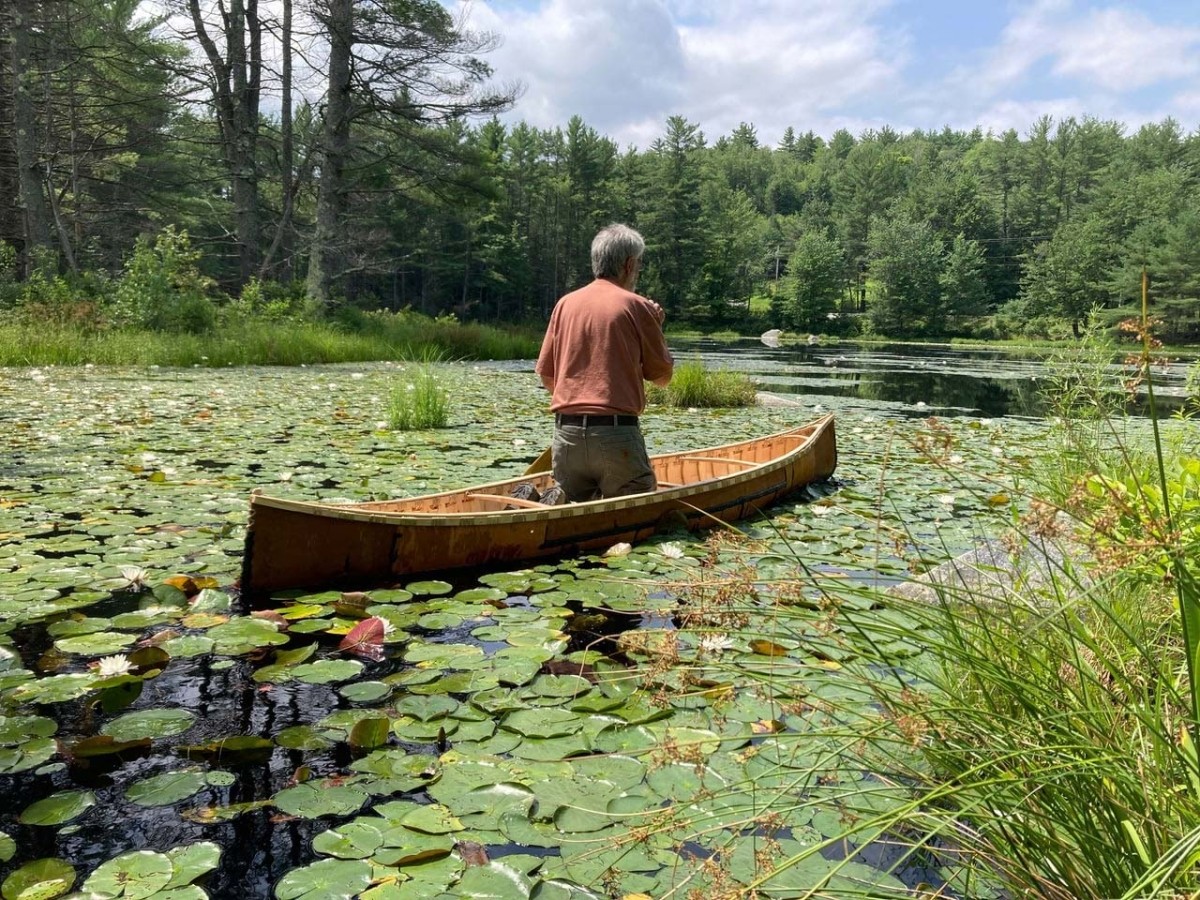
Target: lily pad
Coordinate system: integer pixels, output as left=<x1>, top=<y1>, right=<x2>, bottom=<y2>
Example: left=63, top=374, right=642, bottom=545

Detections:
left=338, top=681, right=390, bottom=703
left=102, top=708, right=195, bottom=742
left=82, top=850, right=173, bottom=899
left=273, top=858, right=373, bottom=900
left=311, top=822, right=385, bottom=859
left=52, top=632, right=136, bottom=656
left=405, top=580, right=453, bottom=597
left=1, top=858, right=75, bottom=900
left=126, top=771, right=208, bottom=807
left=273, top=783, right=368, bottom=819
left=289, top=660, right=363, bottom=684
left=18, top=790, right=95, bottom=826
left=163, top=842, right=222, bottom=890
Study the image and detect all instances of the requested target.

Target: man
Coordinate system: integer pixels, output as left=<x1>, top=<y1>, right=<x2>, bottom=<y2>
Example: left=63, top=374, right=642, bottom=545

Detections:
left=535, top=224, right=674, bottom=502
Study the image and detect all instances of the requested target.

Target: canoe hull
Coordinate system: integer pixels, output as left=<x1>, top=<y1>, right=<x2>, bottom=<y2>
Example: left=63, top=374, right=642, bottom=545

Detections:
left=241, top=415, right=836, bottom=602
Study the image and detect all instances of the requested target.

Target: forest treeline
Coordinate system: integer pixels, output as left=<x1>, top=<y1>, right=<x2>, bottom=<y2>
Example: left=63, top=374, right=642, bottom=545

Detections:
left=2, top=0, right=1199, bottom=340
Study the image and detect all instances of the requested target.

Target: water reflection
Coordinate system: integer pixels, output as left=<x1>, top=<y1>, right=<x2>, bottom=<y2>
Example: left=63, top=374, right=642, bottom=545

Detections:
left=670, top=339, right=1191, bottom=419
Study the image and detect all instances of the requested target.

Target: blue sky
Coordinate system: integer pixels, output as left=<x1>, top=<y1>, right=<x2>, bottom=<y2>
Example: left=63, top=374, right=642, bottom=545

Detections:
left=452, top=0, right=1200, bottom=148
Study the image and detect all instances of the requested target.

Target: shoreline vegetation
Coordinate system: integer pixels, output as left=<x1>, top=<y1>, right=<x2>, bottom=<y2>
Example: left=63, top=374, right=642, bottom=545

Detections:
left=2, top=317, right=1190, bottom=369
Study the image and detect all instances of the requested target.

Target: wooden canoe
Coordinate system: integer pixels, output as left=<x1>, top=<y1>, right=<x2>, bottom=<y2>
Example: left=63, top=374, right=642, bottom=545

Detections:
left=241, top=414, right=836, bottom=603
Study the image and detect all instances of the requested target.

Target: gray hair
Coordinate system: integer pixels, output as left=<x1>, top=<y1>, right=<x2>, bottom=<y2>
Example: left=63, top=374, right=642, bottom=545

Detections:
left=591, top=224, right=644, bottom=279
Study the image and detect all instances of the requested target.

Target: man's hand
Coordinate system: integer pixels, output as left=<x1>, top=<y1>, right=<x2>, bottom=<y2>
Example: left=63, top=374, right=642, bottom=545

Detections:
left=649, top=301, right=665, bottom=325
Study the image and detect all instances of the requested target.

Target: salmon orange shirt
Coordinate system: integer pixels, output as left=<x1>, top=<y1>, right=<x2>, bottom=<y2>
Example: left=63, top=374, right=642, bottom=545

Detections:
left=535, top=279, right=673, bottom=415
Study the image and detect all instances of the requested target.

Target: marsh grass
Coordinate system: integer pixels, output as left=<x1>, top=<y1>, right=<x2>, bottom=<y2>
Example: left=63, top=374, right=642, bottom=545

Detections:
left=631, top=325, right=1200, bottom=898
left=0, top=315, right=540, bottom=367
left=648, top=360, right=758, bottom=408
left=388, top=366, right=450, bottom=430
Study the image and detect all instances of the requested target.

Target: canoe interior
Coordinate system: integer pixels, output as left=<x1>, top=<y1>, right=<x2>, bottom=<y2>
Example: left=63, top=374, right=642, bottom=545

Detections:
left=242, top=415, right=836, bottom=600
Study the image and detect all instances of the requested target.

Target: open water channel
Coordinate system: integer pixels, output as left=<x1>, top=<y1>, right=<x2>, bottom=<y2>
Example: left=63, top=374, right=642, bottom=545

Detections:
left=0, top=341, right=1187, bottom=899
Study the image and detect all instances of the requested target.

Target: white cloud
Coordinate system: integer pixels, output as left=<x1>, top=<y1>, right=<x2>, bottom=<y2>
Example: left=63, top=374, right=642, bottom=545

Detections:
left=977, top=1, right=1200, bottom=94
left=460, top=0, right=904, bottom=146
left=1052, top=8, right=1200, bottom=91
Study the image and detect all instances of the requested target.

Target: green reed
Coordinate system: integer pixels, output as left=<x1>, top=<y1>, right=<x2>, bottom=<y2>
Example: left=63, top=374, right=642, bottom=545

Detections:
left=387, top=366, right=450, bottom=430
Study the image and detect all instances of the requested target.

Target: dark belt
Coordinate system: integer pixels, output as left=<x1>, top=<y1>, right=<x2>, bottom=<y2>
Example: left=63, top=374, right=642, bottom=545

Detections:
left=555, top=414, right=638, bottom=427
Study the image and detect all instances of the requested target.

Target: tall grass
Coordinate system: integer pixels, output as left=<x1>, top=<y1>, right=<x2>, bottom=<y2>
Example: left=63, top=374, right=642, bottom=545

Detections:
left=634, top=318, right=1200, bottom=897
left=388, top=366, right=450, bottom=430
left=648, top=360, right=758, bottom=408
left=0, top=316, right=541, bottom=367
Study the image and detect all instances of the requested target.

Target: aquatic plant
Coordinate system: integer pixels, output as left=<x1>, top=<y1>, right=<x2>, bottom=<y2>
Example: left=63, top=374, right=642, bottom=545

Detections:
left=388, top=366, right=451, bottom=430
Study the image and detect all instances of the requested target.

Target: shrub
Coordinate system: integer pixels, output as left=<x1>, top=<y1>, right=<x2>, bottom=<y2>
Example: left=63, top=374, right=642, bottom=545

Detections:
left=388, top=367, right=450, bottom=430
left=111, top=226, right=218, bottom=332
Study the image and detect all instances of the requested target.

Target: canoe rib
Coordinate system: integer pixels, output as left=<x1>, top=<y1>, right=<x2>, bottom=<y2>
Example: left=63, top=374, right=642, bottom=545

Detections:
left=241, top=414, right=836, bottom=603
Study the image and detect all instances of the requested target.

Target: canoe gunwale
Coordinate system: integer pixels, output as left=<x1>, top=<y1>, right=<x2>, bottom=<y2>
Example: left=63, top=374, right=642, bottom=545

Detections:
left=248, top=414, right=834, bottom=529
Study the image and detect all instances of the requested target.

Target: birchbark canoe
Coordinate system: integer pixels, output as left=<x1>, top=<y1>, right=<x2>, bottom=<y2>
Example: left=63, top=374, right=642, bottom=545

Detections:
left=241, top=414, right=836, bottom=603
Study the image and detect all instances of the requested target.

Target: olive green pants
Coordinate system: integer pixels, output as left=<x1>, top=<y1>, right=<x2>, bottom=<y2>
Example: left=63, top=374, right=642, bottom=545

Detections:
left=551, top=424, right=656, bottom=502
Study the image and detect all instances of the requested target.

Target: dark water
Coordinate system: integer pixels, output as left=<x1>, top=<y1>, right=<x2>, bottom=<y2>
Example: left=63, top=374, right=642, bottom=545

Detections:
left=671, top=339, right=1194, bottom=419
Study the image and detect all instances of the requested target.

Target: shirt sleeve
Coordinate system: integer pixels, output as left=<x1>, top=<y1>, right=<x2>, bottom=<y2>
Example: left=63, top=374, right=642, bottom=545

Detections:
left=535, top=308, right=557, bottom=381
left=635, top=300, right=673, bottom=383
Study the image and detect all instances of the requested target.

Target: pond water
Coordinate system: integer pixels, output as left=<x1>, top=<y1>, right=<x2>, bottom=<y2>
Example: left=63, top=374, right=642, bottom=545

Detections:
left=0, top=347, right=1172, bottom=899
left=672, top=338, right=1194, bottom=419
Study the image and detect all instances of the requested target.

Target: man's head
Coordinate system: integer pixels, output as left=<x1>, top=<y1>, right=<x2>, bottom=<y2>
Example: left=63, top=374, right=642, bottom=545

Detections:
left=591, top=224, right=645, bottom=285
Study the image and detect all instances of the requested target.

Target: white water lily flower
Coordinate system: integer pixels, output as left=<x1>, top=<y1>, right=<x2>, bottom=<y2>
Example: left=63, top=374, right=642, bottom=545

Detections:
left=118, top=565, right=149, bottom=590
left=699, top=634, right=735, bottom=654
left=604, top=542, right=632, bottom=557
left=513, top=439, right=527, bottom=447
left=379, top=618, right=397, bottom=636
left=279, top=472, right=294, bottom=482
left=95, top=654, right=132, bottom=677
left=351, top=372, right=364, bottom=379
left=659, top=542, right=684, bottom=560
left=949, top=454, right=964, bottom=465
left=810, top=505, right=831, bottom=517
left=915, top=401, right=927, bottom=408
left=992, top=446, right=1004, bottom=457
left=937, top=494, right=957, bottom=506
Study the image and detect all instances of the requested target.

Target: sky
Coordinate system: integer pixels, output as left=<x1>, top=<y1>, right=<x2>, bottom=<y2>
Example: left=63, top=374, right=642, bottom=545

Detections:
left=450, top=0, right=1200, bottom=148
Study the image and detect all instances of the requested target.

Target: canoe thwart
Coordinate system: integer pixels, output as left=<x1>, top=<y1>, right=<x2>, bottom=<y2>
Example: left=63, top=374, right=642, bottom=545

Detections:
left=678, top=456, right=759, bottom=468
left=465, top=492, right=547, bottom=509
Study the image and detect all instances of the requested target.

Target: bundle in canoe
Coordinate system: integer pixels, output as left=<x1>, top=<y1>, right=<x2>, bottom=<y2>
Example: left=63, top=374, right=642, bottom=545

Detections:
left=241, top=414, right=836, bottom=603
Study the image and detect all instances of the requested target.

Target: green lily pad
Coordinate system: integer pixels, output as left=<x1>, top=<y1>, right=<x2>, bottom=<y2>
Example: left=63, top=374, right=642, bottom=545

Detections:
left=501, top=709, right=585, bottom=740
left=401, top=804, right=463, bottom=835
left=18, top=790, right=95, bottom=826
left=0, top=716, right=57, bottom=745
left=338, top=681, right=390, bottom=703
left=160, top=635, right=215, bottom=658
left=0, top=738, right=57, bottom=774
left=52, top=632, right=136, bottom=656
left=405, top=580, right=453, bottom=597
left=1, top=857, right=75, bottom=900
left=454, top=860, right=534, bottom=899
left=9, top=673, right=94, bottom=704
left=394, top=695, right=459, bottom=721
left=163, top=842, right=221, bottom=890
left=0, top=832, right=12, bottom=864
left=102, top=708, right=195, bottom=742
left=311, top=822, right=385, bottom=859
left=206, top=617, right=288, bottom=655
left=273, top=783, right=368, bottom=818
left=274, top=726, right=336, bottom=751
left=453, top=587, right=507, bottom=603
left=273, top=858, right=373, bottom=900
left=82, top=849, right=173, bottom=899
left=289, top=660, right=363, bottom=684
left=126, top=771, right=208, bottom=807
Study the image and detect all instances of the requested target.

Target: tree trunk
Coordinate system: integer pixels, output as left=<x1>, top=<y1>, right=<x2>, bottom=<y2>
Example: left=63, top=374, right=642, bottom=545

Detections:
left=11, top=0, right=52, bottom=271
left=0, top=1, right=23, bottom=256
left=306, top=0, right=352, bottom=305
left=188, top=0, right=261, bottom=285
